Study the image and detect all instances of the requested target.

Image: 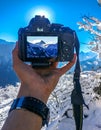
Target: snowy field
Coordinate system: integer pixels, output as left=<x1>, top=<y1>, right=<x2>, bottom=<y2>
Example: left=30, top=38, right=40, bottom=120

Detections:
left=0, top=71, right=101, bottom=130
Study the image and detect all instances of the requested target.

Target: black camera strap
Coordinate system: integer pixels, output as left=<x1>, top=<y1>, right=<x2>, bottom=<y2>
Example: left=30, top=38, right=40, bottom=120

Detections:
left=71, top=32, right=88, bottom=130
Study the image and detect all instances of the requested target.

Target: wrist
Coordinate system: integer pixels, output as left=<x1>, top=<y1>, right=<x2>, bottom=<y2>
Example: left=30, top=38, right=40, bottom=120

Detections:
left=5, top=109, right=42, bottom=130
left=17, top=83, right=48, bottom=103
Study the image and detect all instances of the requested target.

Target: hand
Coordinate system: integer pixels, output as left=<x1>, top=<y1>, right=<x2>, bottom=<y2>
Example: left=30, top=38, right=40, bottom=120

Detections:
left=12, top=42, right=76, bottom=103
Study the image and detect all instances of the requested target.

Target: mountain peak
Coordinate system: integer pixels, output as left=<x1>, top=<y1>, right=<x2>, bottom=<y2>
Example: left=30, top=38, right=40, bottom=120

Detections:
left=40, top=40, right=46, bottom=44
left=0, top=39, right=15, bottom=44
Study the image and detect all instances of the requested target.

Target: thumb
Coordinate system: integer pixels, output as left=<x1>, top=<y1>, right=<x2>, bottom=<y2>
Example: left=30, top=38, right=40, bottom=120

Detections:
left=57, top=54, right=76, bottom=77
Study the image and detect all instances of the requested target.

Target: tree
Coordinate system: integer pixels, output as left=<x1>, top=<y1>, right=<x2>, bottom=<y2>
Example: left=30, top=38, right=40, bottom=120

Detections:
left=77, top=15, right=101, bottom=59
left=97, top=0, right=101, bottom=6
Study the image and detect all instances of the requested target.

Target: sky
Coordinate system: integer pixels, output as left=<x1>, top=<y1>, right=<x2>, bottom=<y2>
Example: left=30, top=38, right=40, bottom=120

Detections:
left=0, top=0, right=101, bottom=51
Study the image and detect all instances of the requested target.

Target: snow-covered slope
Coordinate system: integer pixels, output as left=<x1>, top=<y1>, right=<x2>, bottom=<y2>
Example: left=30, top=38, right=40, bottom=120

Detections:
left=0, top=71, right=101, bottom=130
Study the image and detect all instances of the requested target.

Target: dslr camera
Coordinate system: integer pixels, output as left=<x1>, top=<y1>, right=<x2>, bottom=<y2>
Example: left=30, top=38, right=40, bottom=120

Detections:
left=18, top=15, right=75, bottom=67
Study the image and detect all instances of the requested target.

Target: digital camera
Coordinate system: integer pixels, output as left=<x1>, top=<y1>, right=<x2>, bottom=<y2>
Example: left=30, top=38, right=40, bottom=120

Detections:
left=18, top=15, right=75, bottom=67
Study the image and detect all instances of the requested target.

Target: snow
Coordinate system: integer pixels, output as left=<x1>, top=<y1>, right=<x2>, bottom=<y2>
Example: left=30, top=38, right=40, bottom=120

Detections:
left=0, top=71, right=101, bottom=130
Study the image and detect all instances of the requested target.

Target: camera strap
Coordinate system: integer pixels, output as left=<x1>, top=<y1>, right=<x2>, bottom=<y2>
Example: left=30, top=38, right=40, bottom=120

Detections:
left=71, top=32, right=88, bottom=130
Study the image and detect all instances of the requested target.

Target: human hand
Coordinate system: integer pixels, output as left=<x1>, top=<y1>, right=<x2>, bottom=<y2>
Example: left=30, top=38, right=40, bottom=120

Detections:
left=12, top=42, right=76, bottom=103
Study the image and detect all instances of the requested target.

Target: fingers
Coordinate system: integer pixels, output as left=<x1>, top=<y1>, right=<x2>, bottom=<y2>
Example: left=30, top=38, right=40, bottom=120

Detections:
left=12, top=42, right=22, bottom=66
left=12, top=42, right=41, bottom=82
left=12, top=42, right=30, bottom=69
left=57, top=54, right=76, bottom=77
left=12, top=42, right=30, bottom=74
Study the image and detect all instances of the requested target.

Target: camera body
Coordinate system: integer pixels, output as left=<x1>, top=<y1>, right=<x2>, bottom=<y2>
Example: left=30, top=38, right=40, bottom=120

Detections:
left=18, top=15, right=75, bottom=67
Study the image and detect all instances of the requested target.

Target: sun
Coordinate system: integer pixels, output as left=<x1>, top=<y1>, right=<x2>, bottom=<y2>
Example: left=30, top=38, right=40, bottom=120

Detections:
left=34, top=9, right=51, bottom=19
left=27, top=6, right=54, bottom=22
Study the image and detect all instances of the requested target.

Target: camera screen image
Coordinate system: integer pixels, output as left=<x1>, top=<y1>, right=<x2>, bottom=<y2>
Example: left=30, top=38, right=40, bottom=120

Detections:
left=27, top=36, right=58, bottom=59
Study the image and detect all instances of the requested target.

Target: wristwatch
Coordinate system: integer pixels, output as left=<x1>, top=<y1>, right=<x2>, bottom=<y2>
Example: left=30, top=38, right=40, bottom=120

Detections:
left=9, top=96, right=50, bottom=126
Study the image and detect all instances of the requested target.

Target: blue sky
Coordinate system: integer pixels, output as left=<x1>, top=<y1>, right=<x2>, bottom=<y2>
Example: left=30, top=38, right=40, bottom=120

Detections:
left=0, top=0, right=101, bottom=51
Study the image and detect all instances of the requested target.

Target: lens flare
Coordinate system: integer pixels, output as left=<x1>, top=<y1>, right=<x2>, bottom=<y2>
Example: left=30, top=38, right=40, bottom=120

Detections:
left=27, top=6, right=54, bottom=22
left=34, top=9, right=50, bottom=18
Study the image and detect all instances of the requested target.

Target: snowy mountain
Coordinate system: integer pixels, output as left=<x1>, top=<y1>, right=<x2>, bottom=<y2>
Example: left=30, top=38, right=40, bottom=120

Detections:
left=0, top=39, right=101, bottom=87
left=80, top=51, right=101, bottom=71
left=0, top=39, right=15, bottom=63
left=0, top=39, right=19, bottom=87
left=0, top=39, right=14, bottom=45
left=79, top=51, right=97, bottom=61
left=35, top=40, right=46, bottom=47
left=27, top=40, right=57, bottom=58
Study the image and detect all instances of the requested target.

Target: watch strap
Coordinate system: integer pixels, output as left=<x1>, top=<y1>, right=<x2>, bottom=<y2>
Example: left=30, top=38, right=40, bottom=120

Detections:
left=9, top=96, right=50, bottom=126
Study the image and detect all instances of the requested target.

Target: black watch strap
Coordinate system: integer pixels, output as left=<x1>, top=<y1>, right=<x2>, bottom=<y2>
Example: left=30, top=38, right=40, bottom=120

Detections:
left=9, top=96, right=50, bottom=126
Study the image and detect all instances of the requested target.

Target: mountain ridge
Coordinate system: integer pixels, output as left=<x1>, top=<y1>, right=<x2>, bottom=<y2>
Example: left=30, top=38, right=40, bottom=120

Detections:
left=0, top=39, right=15, bottom=44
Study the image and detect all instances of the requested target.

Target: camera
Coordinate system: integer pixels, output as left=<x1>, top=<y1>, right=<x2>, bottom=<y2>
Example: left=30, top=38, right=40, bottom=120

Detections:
left=18, top=15, right=75, bottom=67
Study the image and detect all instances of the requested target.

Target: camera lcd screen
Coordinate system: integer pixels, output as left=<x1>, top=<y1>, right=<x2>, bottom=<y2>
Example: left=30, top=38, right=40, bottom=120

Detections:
left=27, top=36, right=58, bottom=59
